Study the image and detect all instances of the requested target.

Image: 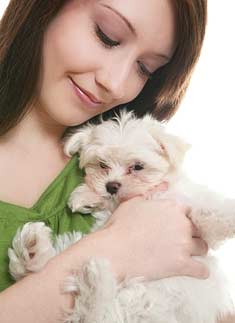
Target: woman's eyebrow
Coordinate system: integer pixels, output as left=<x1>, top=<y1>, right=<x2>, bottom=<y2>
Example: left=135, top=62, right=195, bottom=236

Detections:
left=99, top=4, right=171, bottom=61
left=100, top=4, right=137, bottom=36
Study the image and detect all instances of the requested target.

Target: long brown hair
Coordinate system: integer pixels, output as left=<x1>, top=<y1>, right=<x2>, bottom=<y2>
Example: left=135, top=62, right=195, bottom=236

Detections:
left=0, top=0, right=207, bottom=136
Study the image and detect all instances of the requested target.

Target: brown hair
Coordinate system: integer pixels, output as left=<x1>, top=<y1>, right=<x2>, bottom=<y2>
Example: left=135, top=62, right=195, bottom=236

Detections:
left=0, top=0, right=207, bottom=136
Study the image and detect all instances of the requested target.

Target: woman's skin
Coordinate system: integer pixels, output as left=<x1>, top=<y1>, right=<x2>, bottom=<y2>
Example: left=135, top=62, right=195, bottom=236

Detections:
left=0, top=1, right=221, bottom=322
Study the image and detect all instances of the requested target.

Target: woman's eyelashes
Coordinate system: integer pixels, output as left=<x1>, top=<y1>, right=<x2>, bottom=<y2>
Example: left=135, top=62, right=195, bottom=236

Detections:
left=95, top=24, right=120, bottom=48
left=94, top=24, right=154, bottom=80
left=137, top=61, right=154, bottom=79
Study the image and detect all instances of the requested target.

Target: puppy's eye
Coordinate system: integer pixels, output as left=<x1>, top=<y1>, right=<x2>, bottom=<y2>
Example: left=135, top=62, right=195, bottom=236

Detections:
left=127, top=162, right=144, bottom=174
left=99, top=161, right=109, bottom=169
left=133, top=163, right=144, bottom=171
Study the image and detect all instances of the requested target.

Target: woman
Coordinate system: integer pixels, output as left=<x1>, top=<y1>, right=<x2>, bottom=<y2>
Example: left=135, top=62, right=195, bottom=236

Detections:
left=0, top=0, right=219, bottom=322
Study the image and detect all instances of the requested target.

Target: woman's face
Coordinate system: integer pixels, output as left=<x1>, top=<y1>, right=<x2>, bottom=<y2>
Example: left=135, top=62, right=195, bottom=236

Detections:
left=37, top=0, right=176, bottom=127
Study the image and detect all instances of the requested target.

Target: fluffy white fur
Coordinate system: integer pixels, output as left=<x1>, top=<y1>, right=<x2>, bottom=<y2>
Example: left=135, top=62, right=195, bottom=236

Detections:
left=8, top=111, right=235, bottom=323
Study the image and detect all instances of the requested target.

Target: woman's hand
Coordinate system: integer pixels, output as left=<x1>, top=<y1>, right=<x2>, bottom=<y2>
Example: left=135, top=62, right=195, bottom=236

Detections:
left=101, top=197, right=209, bottom=281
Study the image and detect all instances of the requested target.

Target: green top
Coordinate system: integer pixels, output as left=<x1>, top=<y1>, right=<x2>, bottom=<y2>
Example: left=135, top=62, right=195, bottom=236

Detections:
left=0, top=155, right=95, bottom=292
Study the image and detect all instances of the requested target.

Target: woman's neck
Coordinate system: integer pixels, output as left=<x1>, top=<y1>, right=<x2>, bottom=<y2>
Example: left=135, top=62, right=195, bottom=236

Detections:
left=0, top=107, right=71, bottom=208
left=0, top=107, right=67, bottom=154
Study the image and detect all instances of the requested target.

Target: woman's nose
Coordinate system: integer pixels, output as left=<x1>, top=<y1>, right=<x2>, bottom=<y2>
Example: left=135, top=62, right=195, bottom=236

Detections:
left=95, top=59, right=132, bottom=102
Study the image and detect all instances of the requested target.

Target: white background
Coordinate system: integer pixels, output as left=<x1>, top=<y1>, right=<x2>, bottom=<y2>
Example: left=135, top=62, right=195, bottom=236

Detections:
left=1, top=0, right=235, bottom=284
left=168, top=0, right=235, bottom=199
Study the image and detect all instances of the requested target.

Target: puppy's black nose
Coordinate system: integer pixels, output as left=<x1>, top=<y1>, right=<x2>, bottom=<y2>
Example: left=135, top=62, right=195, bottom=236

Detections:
left=106, top=181, right=121, bottom=195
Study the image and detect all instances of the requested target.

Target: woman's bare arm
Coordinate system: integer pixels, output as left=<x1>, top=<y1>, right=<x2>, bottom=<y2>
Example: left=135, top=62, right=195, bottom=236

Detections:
left=0, top=230, right=112, bottom=323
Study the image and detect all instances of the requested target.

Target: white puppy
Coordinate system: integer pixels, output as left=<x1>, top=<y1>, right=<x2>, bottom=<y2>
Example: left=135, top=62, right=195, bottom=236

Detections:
left=8, top=111, right=235, bottom=323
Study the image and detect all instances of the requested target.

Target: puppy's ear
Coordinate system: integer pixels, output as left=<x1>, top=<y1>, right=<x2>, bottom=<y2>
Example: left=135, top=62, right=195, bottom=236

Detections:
left=157, top=133, right=191, bottom=168
left=63, top=125, right=93, bottom=157
left=142, top=114, right=190, bottom=168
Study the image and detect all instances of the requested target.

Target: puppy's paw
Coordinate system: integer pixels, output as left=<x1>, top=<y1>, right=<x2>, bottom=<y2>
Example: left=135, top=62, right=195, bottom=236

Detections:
left=68, top=185, right=103, bottom=214
left=63, top=258, right=118, bottom=323
left=8, top=222, right=56, bottom=280
left=68, top=191, right=93, bottom=213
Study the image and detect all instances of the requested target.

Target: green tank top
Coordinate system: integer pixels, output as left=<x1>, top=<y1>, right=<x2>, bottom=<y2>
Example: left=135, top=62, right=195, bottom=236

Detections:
left=0, top=155, right=95, bottom=292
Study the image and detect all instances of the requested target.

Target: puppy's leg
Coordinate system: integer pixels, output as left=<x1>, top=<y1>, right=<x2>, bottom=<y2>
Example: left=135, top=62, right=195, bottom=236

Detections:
left=54, top=231, right=84, bottom=253
left=63, top=258, right=120, bottom=323
left=188, top=188, right=235, bottom=248
left=8, top=222, right=56, bottom=280
left=68, top=183, right=105, bottom=214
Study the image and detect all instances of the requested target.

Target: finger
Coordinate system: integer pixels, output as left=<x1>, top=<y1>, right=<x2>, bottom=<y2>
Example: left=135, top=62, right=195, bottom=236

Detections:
left=190, top=222, right=201, bottom=238
left=175, top=201, right=192, bottom=215
left=154, top=181, right=168, bottom=192
left=183, top=259, right=209, bottom=279
left=190, top=238, right=208, bottom=256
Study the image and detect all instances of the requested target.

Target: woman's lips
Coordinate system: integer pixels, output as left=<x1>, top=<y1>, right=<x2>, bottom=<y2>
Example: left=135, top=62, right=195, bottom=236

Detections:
left=69, top=77, right=102, bottom=108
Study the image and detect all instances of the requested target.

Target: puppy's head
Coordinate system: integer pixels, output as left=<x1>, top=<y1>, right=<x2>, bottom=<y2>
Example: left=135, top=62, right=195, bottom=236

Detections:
left=64, top=111, right=189, bottom=202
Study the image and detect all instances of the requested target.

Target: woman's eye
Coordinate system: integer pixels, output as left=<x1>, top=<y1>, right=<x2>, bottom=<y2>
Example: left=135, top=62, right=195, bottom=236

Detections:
left=99, top=161, right=109, bottom=169
left=138, top=61, right=154, bottom=80
left=95, top=24, right=120, bottom=48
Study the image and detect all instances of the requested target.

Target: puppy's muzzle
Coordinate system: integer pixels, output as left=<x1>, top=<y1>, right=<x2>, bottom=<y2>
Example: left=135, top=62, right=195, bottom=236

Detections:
left=106, top=181, right=121, bottom=195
